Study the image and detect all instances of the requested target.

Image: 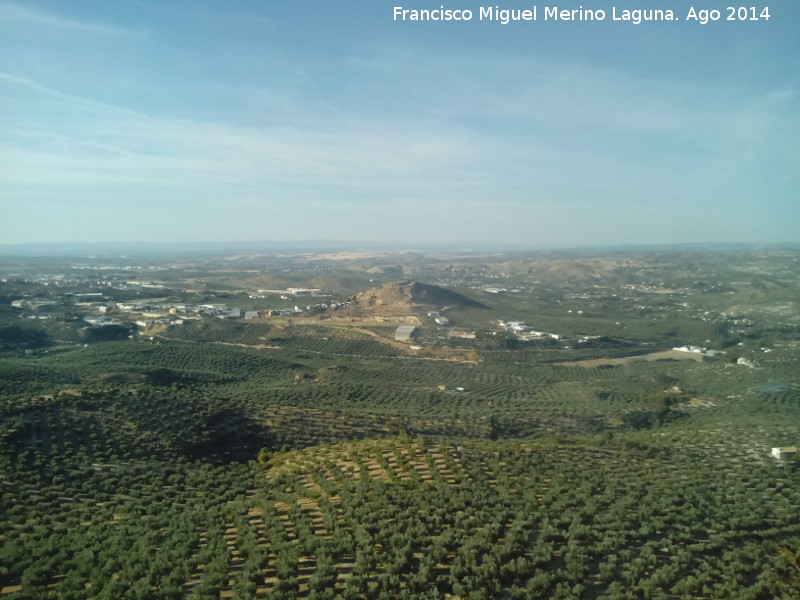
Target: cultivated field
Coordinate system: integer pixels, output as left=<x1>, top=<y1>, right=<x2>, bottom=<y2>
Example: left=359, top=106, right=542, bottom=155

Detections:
left=1, top=247, right=799, bottom=598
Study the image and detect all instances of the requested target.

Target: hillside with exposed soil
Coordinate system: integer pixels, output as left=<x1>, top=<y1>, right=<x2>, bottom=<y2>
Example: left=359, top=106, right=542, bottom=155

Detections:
left=348, top=280, right=488, bottom=315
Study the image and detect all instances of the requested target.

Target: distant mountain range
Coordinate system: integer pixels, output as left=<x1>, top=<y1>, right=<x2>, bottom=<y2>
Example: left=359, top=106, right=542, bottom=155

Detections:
left=0, top=240, right=792, bottom=258
left=0, top=240, right=531, bottom=257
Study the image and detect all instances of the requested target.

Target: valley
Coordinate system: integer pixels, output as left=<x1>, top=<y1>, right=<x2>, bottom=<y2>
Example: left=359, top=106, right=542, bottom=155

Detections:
left=1, top=246, right=799, bottom=599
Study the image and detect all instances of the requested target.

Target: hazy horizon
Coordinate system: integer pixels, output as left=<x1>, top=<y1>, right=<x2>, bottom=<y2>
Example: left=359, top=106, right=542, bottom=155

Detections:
left=2, top=1, right=799, bottom=247
left=2, top=239, right=795, bottom=259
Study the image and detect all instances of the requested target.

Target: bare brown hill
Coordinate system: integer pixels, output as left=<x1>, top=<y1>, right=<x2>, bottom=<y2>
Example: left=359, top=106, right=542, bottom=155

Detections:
left=344, top=280, right=488, bottom=315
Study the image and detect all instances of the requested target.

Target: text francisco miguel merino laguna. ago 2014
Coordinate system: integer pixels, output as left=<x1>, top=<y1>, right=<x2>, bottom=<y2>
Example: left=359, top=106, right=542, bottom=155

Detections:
left=392, top=5, right=773, bottom=25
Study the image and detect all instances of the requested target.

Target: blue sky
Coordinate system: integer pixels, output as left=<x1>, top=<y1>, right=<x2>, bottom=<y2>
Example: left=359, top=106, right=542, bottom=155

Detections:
left=1, top=0, right=798, bottom=248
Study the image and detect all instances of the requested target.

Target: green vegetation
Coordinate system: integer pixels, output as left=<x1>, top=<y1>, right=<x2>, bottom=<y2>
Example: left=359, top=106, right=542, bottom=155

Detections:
left=0, top=325, right=51, bottom=348
left=1, top=247, right=799, bottom=598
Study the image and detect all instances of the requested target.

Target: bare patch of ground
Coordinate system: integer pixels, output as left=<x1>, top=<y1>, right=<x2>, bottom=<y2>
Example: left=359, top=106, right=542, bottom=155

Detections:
left=558, top=349, right=704, bottom=367
left=683, top=397, right=717, bottom=408
left=212, top=341, right=282, bottom=350
left=303, top=251, right=399, bottom=261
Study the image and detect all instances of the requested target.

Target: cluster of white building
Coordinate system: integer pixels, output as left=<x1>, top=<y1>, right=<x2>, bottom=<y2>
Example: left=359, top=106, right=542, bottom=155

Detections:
left=672, top=345, right=723, bottom=356
left=498, top=320, right=562, bottom=340
left=11, top=298, right=61, bottom=309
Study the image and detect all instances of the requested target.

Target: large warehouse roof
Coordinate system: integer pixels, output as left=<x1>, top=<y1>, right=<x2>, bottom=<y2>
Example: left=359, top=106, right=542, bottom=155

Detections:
left=394, top=325, right=419, bottom=341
